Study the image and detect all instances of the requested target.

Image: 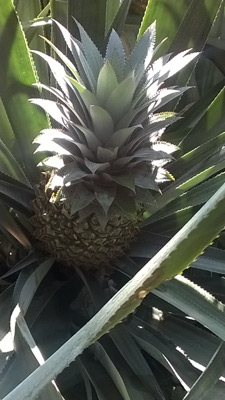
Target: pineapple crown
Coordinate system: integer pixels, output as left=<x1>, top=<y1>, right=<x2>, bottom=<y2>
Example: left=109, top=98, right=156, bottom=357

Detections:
left=31, top=19, right=198, bottom=224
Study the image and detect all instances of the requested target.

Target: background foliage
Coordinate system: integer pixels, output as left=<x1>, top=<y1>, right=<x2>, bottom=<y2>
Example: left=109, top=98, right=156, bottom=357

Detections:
left=0, top=1, right=225, bottom=400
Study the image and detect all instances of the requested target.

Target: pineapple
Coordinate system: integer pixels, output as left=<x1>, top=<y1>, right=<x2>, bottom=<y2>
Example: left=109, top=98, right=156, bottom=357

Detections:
left=30, top=20, right=197, bottom=269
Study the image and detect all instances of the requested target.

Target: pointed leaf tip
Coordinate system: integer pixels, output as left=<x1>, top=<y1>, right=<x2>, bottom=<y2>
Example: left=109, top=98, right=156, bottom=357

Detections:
left=90, top=105, right=114, bottom=144
left=95, top=187, right=116, bottom=216
left=96, top=61, right=118, bottom=105
left=105, top=75, right=136, bottom=123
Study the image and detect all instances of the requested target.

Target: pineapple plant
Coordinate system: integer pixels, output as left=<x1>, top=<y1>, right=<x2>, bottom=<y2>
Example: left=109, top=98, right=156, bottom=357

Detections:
left=29, top=19, right=197, bottom=269
left=1, top=2, right=225, bottom=400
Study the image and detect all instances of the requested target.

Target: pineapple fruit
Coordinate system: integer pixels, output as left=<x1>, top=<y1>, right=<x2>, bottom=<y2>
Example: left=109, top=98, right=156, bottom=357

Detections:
left=30, top=20, right=197, bottom=269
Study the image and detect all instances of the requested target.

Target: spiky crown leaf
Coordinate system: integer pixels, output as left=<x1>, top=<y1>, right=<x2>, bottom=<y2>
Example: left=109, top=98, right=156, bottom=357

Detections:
left=31, top=19, right=198, bottom=222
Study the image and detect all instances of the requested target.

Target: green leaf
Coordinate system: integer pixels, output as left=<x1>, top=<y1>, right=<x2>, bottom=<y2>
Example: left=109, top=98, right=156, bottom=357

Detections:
left=68, top=0, right=108, bottom=50
left=26, top=279, right=72, bottom=358
left=0, top=286, right=14, bottom=375
left=0, top=260, right=62, bottom=399
left=71, top=184, right=95, bottom=215
left=170, top=131, right=225, bottom=180
left=183, top=342, right=225, bottom=399
left=0, top=0, right=48, bottom=181
left=115, top=190, right=137, bottom=218
left=111, top=174, right=135, bottom=191
left=68, top=0, right=131, bottom=51
left=134, top=169, right=159, bottom=191
left=95, top=186, right=116, bottom=216
left=125, top=21, right=156, bottom=75
left=0, top=139, right=31, bottom=186
left=154, top=275, right=225, bottom=342
left=105, top=0, right=121, bottom=34
left=181, top=85, right=225, bottom=152
left=168, top=0, right=224, bottom=53
left=33, top=82, right=87, bottom=128
left=105, top=29, right=126, bottom=80
left=97, top=146, right=119, bottom=162
left=138, top=0, right=223, bottom=111
left=138, top=0, right=189, bottom=48
left=0, top=251, right=44, bottom=279
left=115, top=107, right=146, bottom=130
left=90, top=105, right=114, bottom=144
left=165, top=79, right=225, bottom=143
left=98, top=336, right=155, bottom=400
left=53, top=20, right=96, bottom=91
left=0, top=286, right=14, bottom=341
left=144, top=207, right=200, bottom=235
left=30, top=98, right=70, bottom=128
left=14, top=0, right=49, bottom=84
left=135, top=188, right=156, bottom=206
left=109, top=0, right=132, bottom=38
left=128, top=317, right=198, bottom=391
left=41, top=35, right=81, bottom=82
left=0, top=98, right=17, bottom=153
left=79, top=355, right=122, bottom=400
left=67, top=77, right=100, bottom=110
left=192, top=246, right=225, bottom=274
left=50, top=0, right=69, bottom=54
left=84, top=158, right=110, bottom=174
left=32, top=50, right=71, bottom=98
left=0, top=180, right=34, bottom=213
left=75, top=18, right=104, bottom=82
left=97, top=61, right=118, bottom=105
left=59, top=138, right=95, bottom=161
left=142, top=133, right=225, bottom=219
left=14, top=0, right=44, bottom=24
left=74, top=125, right=101, bottom=151
left=145, top=172, right=225, bottom=224
left=134, top=148, right=172, bottom=161
left=147, top=87, right=190, bottom=114
left=120, top=116, right=178, bottom=156
left=91, top=341, right=131, bottom=400
left=62, top=165, right=90, bottom=185
left=129, top=232, right=172, bottom=259
left=34, top=130, right=73, bottom=156
left=156, top=314, right=225, bottom=382
left=106, top=126, right=142, bottom=148
left=0, top=201, right=31, bottom=249
left=176, top=157, right=225, bottom=193
left=110, top=325, right=165, bottom=399
left=12, top=259, right=54, bottom=317
left=138, top=0, right=223, bottom=56
left=154, top=50, right=198, bottom=85
left=105, top=75, right=136, bottom=123
left=195, top=57, right=224, bottom=97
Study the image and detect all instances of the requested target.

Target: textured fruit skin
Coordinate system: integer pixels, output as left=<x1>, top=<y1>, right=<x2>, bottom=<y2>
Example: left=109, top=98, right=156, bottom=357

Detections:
left=31, top=175, right=138, bottom=269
